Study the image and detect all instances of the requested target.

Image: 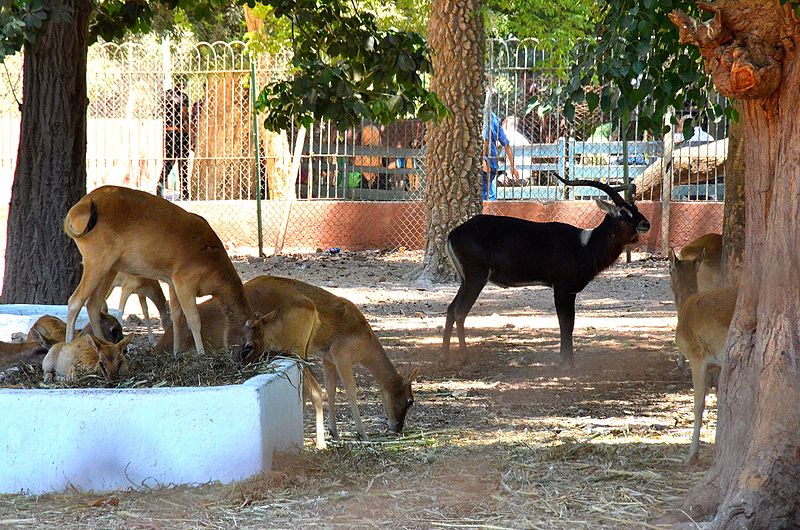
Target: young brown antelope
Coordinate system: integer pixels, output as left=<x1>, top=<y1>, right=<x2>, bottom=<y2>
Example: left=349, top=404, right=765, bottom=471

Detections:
left=0, top=328, right=55, bottom=372
left=669, top=249, right=736, bottom=465
left=674, top=233, right=723, bottom=377
left=160, top=275, right=418, bottom=442
left=42, top=334, right=132, bottom=383
left=106, top=272, right=172, bottom=343
left=26, top=313, right=123, bottom=345
left=157, top=277, right=327, bottom=449
left=63, top=185, right=251, bottom=355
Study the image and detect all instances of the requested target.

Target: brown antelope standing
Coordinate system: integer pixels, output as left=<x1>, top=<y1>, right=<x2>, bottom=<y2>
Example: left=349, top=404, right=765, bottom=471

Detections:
left=42, top=334, right=133, bottom=383
left=669, top=249, right=736, bottom=465
left=674, top=233, right=723, bottom=376
left=63, top=185, right=251, bottom=355
left=160, top=275, right=418, bottom=442
left=106, top=272, right=172, bottom=343
left=443, top=177, right=650, bottom=368
left=157, top=278, right=327, bottom=449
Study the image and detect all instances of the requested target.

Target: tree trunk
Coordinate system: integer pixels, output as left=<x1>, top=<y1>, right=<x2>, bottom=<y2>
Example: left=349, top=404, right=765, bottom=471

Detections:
left=2, top=0, right=90, bottom=304
left=418, top=0, right=484, bottom=282
left=721, top=101, right=745, bottom=285
left=671, top=4, right=800, bottom=527
left=193, top=74, right=253, bottom=200
left=244, top=6, right=294, bottom=201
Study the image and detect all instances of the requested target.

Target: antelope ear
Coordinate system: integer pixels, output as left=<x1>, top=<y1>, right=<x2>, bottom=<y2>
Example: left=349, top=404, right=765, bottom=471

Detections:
left=29, top=328, right=48, bottom=349
left=245, top=313, right=261, bottom=329
left=694, top=248, right=706, bottom=269
left=117, top=334, right=133, bottom=349
left=594, top=199, right=617, bottom=215
left=258, top=309, right=280, bottom=324
left=668, top=248, right=677, bottom=268
left=405, top=365, right=420, bottom=383
left=86, top=334, right=101, bottom=353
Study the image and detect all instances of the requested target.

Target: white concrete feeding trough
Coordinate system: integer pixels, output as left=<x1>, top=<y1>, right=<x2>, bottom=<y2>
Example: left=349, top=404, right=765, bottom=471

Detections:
left=0, top=305, right=304, bottom=495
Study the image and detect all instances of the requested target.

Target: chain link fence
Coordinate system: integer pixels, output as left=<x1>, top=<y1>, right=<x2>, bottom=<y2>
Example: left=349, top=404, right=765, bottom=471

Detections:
left=0, top=38, right=727, bottom=254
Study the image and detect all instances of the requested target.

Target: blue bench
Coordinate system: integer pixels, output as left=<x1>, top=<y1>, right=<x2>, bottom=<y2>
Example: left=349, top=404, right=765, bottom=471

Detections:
left=672, top=183, right=725, bottom=201
left=566, top=140, right=662, bottom=199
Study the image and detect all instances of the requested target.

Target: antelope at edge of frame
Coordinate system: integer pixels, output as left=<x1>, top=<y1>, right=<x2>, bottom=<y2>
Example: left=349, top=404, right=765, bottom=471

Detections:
left=668, top=248, right=736, bottom=465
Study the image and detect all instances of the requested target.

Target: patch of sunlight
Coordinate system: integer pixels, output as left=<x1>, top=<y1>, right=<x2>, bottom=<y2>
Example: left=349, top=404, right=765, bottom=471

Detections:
left=375, top=314, right=676, bottom=331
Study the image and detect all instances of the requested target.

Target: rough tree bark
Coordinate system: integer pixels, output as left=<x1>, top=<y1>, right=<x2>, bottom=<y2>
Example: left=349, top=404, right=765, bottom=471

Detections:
left=721, top=101, right=745, bottom=285
left=193, top=74, right=252, bottom=200
left=670, top=3, right=800, bottom=527
left=418, top=0, right=484, bottom=282
left=2, top=0, right=90, bottom=303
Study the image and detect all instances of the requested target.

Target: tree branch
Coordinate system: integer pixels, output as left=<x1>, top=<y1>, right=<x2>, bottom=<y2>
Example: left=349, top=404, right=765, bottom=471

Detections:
left=668, top=5, right=784, bottom=99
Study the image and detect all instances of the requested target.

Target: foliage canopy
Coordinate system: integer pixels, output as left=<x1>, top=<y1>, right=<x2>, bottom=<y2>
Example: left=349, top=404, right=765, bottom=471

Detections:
left=557, top=0, right=735, bottom=132
left=0, top=0, right=447, bottom=132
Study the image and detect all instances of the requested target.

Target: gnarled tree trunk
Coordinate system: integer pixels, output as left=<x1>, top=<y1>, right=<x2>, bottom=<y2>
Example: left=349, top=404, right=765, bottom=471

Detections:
left=2, top=0, right=90, bottom=303
left=722, top=101, right=745, bottom=285
left=418, top=0, right=484, bottom=282
left=671, top=4, right=800, bottom=527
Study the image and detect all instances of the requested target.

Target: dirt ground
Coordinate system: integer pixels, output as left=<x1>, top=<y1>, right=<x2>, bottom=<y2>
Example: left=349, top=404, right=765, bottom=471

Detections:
left=0, top=250, right=715, bottom=529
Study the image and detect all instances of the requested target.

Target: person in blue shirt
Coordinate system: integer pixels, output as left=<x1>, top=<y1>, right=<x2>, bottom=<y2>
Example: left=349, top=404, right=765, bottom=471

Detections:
left=482, top=112, right=519, bottom=200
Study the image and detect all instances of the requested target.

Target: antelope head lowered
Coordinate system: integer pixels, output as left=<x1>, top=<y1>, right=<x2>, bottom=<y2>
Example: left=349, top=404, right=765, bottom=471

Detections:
left=443, top=177, right=650, bottom=369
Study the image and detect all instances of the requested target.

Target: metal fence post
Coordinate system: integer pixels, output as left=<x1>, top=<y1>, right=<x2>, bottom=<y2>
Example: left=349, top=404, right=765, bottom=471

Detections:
left=250, top=59, right=265, bottom=257
left=622, top=111, right=631, bottom=263
left=661, top=109, right=674, bottom=256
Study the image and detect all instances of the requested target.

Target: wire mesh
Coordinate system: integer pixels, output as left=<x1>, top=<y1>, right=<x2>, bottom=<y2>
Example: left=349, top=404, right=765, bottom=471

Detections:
left=0, top=38, right=728, bottom=254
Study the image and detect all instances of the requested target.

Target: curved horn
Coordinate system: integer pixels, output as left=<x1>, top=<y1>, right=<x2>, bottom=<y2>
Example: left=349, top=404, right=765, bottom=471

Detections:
left=553, top=174, right=635, bottom=205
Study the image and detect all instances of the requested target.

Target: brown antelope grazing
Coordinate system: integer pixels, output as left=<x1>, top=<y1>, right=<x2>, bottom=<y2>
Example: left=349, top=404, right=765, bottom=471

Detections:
left=106, top=272, right=172, bottom=343
left=159, top=275, right=418, bottom=442
left=669, top=249, right=736, bottom=465
left=674, top=233, right=723, bottom=376
left=443, top=177, right=650, bottom=369
left=63, top=185, right=251, bottom=355
left=157, top=278, right=327, bottom=449
left=247, top=277, right=418, bottom=441
left=42, top=334, right=132, bottom=383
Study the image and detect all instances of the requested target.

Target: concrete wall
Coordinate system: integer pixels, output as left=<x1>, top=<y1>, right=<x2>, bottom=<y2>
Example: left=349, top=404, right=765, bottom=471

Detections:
left=0, top=200, right=723, bottom=262
left=0, top=358, right=302, bottom=494
left=179, top=199, right=723, bottom=252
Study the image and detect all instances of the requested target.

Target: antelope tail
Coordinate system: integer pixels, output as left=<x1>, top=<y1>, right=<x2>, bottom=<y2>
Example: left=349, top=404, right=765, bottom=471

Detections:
left=63, top=200, right=98, bottom=239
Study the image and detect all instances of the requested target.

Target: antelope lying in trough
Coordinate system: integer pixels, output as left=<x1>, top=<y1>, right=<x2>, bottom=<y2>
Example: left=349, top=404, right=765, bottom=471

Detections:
left=157, top=276, right=327, bottom=449
left=1, top=314, right=123, bottom=373
left=443, top=177, right=650, bottom=368
left=668, top=249, right=736, bottom=465
left=106, top=272, right=172, bottom=343
left=159, top=275, right=418, bottom=443
left=674, top=233, right=723, bottom=376
left=43, top=333, right=132, bottom=383
left=26, top=313, right=123, bottom=345
left=64, top=185, right=251, bottom=355
left=0, top=328, right=57, bottom=372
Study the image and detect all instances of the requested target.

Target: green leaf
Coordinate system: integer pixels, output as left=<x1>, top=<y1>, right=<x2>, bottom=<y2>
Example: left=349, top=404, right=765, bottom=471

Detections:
left=585, top=91, right=599, bottom=111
